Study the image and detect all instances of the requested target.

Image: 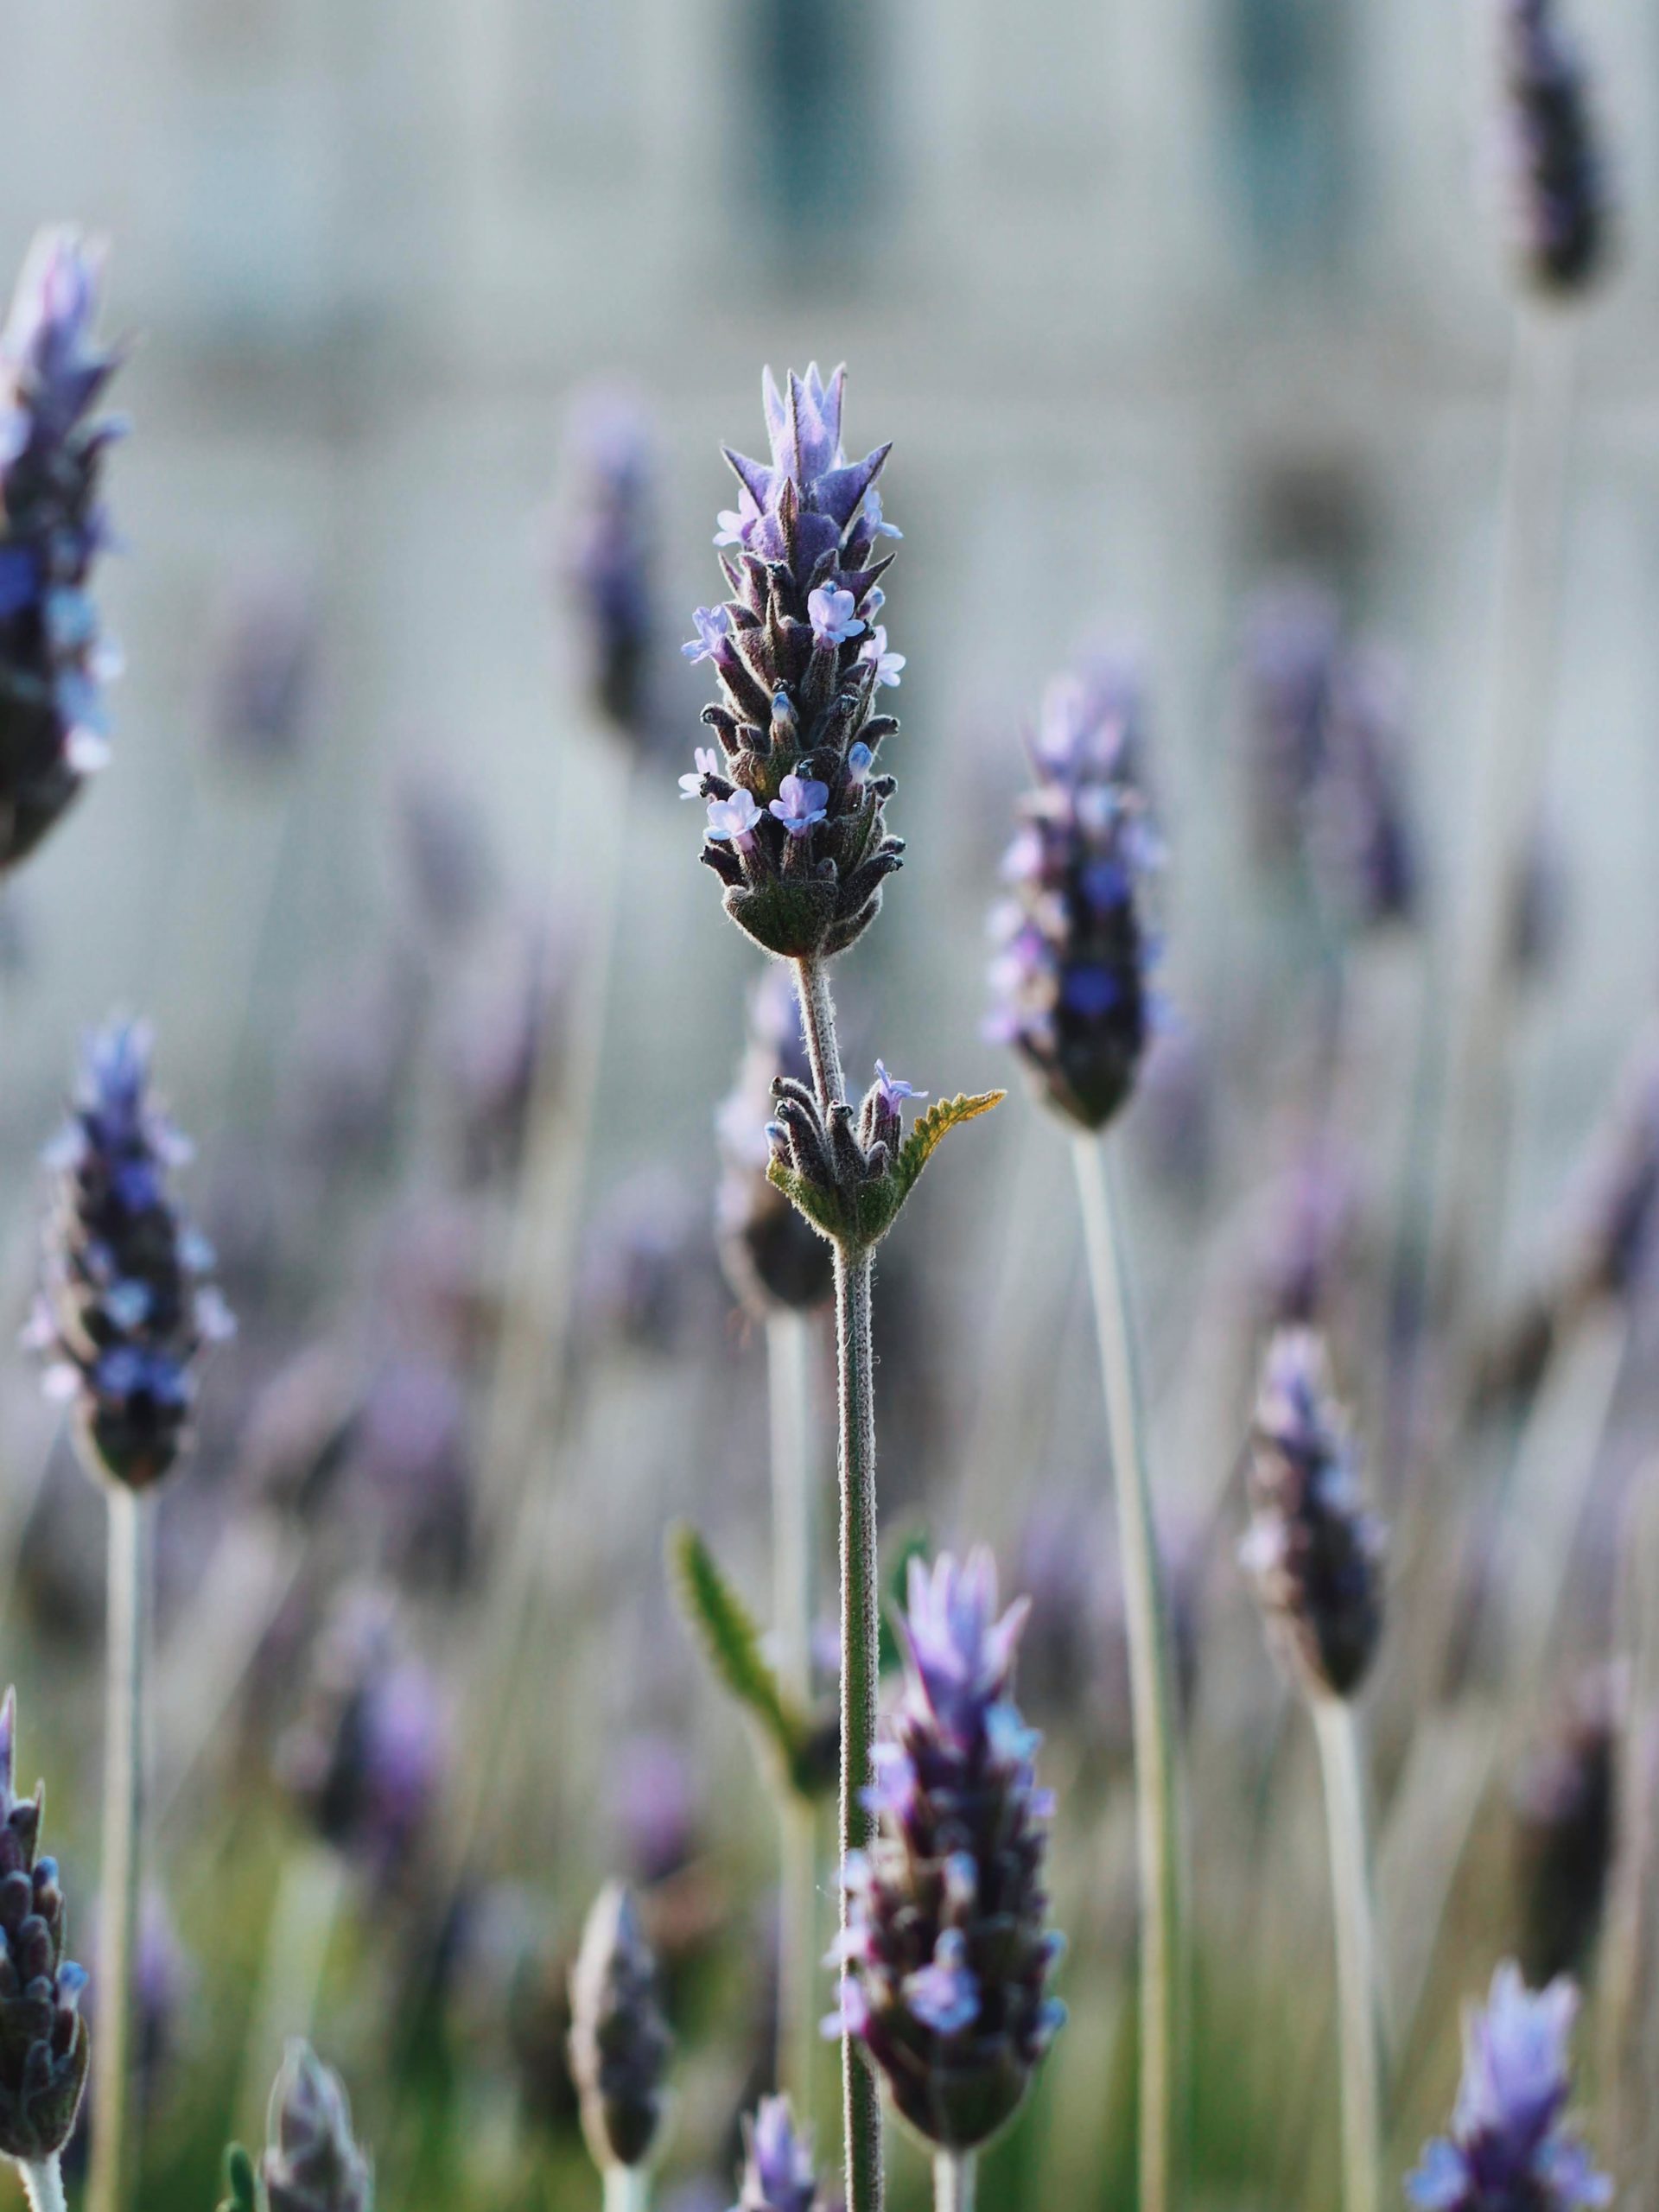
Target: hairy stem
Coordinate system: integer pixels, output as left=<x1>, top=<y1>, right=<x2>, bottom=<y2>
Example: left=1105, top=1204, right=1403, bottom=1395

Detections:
left=16, top=2160, right=67, bottom=2212
left=1313, top=1699, right=1382, bottom=2212
left=932, top=2151, right=976, bottom=2212
left=89, top=1485, right=148, bottom=2212
left=769, top=1306, right=820, bottom=2107
left=1072, top=1130, right=1183, bottom=2212
left=796, top=951, right=882, bottom=2212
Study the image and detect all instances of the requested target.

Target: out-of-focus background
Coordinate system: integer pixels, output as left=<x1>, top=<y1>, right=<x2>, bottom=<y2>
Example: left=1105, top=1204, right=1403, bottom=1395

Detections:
left=2, top=1, right=1658, bottom=2206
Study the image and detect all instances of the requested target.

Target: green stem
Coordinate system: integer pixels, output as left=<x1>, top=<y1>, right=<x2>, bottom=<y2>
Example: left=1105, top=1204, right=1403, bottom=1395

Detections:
left=16, top=2158, right=67, bottom=2212
left=1312, top=1698, right=1382, bottom=2212
left=89, top=1485, right=148, bottom=2212
left=1071, top=1130, right=1182, bottom=2212
left=603, top=2163, right=652, bottom=2212
left=795, top=953, right=882, bottom=2212
left=932, top=2151, right=976, bottom=2212
left=768, top=1306, right=819, bottom=2107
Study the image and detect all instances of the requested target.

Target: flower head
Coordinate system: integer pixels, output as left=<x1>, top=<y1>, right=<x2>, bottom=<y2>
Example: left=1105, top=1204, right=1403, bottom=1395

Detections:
left=831, top=1549, right=1065, bottom=2150
left=1408, top=1964, right=1609, bottom=2209
left=1512, top=1667, right=1622, bottom=1986
left=262, top=2041, right=373, bottom=2212
left=561, top=391, right=660, bottom=746
left=1497, top=0, right=1609, bottom=296
left=860, top=625, right=905, bottom=689
left=569, top=1883, right=672, bottom=2173
left=0, top=227, right=125, bottom=872
left=1242, top=1329, right=1386, bottom=1700
left=715, top=968, right=834, bottom=1316
left=689, top=365, right=905, bottom=960
left=28, top=1020, right=232, bottom=1491
left=731, top=2095, right=830, bottom=2212
left=708, top=787, right=762, bottom=850
left=988, top=658, right=1161, bottom=1130
left=679, top=745, right=720, bottom=798
left=0, top=1690, right=90, bottom=2163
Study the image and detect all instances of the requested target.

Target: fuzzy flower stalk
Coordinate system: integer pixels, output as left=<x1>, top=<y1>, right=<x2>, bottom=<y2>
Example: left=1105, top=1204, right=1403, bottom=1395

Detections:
left=1498, top=0, right=1609, bottom=298
left=1408, top=1965, right=1609, bottom=2209
left=0, top=228, right=124, bottom=874
left=569, top=1884, right=672, bottom=2212
left=0, top=1693, right=90, bottom=2212
left=686, top=365, right=1000, bottom=2212
left=1243, top=1330, right=1386, bottom=2212
left=987, top=658, right=1182, bottom=2212
left=830, top=1550, right=1065, bottom=2209
left=27, top=1020, right=230, bottom=2212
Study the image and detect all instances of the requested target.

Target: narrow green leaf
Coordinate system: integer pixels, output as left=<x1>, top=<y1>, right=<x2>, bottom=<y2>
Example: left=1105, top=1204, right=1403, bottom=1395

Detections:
left=218, top=2144, right=258, bottom=2212
left=879, top=1522, right=931, bottom=1675
left=668, top=1523, right=815, bottom=1788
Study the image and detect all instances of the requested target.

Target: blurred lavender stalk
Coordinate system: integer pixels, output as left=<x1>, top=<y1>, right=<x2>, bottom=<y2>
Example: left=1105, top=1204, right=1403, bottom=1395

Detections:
left=990, top=661, right=1184, bottom=2212
left=1429, top=0, right=1611, bottom=1367
left=28, top=1024, right=229, bottom=2212
left=717, top=965, right=831, bottom=2101
left=569, top=1884, right=672, bottom=2212
left=1243, top=1333, right=1387, bottom=2212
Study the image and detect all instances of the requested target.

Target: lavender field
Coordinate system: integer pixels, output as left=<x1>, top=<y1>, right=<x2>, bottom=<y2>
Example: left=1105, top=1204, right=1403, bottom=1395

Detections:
left=1, top=3, right=1657, bottom=2209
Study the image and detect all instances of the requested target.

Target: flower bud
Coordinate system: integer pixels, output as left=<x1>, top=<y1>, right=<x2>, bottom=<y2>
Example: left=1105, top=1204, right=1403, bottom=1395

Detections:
left=568, top=1883, right=671, bottom=2172
left=262, top=2041, right=372, bottom=2212
left=731, top=2096, right=830, bottom=2212
left=1498, top=0, right=1609, bottom=297
left=716, top=969, right=833, bottom=1317
left=0, top=1690, right=90, bottom=2163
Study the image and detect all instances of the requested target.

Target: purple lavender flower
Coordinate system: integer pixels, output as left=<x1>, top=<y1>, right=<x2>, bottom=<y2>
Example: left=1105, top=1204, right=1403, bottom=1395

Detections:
left=262, top=2042, right=373, bottom=2212
left=806, top=585, right=865, bottom=649
left=1242, top=1330, right=1385, bottom=1700
left=277, top=1585, right=447, bottom=1885
left=1408, top=1964, right=1609, bottom=2209
left=830, top=1550, right=1065, bottom=2151
left=563, top=391, right=660, bottom=745
left=730, top=2096, right=830, bottom=2212
left=1238, top=582, right=1341, bottom=866
left=28, top=1021, right=232, bottom=1491
left=680, top=745, right=720, bottom=798
left=988, top=660, right=1161, bottom=1131
left=206, top=563, right=319, bottom=765
left=569, top=1883, right=672, bottom=2173
left=708, top=788, right=762, bottom=851
left=684, top=606, right=731, bottom=666
left=690, top=365, right=905, bottom=960
left=1309, top=648, right=1417, bottom=931
left=1497, top=0, right=1608, bottom=296
left=0, top=1691, right=89, bottom=2162
left=769, top=773, right=830, bottom=838
left=859, top=626, right=905, bottom=689
left=716, top=967, right=834, bottom=1316
left=0, top=228, right=125, bottom=872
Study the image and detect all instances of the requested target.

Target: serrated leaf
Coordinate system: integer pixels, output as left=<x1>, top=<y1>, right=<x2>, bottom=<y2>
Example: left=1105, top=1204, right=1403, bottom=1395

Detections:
left=891, top=1090, right=1005, bottom=1202
left=218, top=2144, right=258, bottom=2212
left=766, top=1158, right=845, bottom=1243
left=669, top=1523, right=817, bottom=1795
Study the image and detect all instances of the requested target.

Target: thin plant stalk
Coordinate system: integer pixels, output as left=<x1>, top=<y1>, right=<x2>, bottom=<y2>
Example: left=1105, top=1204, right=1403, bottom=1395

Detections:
left=768, top=1305, right=819, bottom=2106
left=1312, top=1698, right=1382, bottom=2212
left=88, top=1485, right=148, bottom=2212
left=602, top=2165, right=652, bottom=2212
left=1071, top=1128, right=1182, bottom=2212
left=1430, top=306, right=1580, bottom=1356
left=16, top=2161, right=67, bottom=2212
left=932, top=2150, right=976, bottom=2212
left=795, top=952, right=883, bottom=2212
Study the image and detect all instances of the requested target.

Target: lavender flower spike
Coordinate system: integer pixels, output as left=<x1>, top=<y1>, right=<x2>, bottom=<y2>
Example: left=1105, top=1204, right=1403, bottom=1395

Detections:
left=1242, top=1329, right=1385, bottom=1701
left=988, top=658, right=1161, bottom=1130
left=731, top=2096, right=830, bottom=2212
left=715, top=967, right=833, bottom=1316
left=0, top=1691, right=90, bottom=2164
left=1498, top=0, right=1609, bottom=297
left=563, top=391, right=660, bottom=747
left=1408, top=1964, right=1609, bottom=2209
left=0, top=228, right=125, bottom=872
left=830, top=1549, right=1065, bottom=2151
left=28, top=1020, right=232, bottom=1491
left=262, top=2042, right=373, bottom=2212
left=690, top=365, right=905, bottom=959
left=569, top=1883, right=672, bottom=2174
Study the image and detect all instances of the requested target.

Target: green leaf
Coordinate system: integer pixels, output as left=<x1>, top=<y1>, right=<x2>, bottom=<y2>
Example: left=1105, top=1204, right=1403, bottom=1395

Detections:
left=668, top=1524, right=819, bottom=1797
left=879, top=1522, right=931, bottom=1675
left=218, top=2145, right=258, bottom=2212
left=888, top=1090, right=1006, bottom=1211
